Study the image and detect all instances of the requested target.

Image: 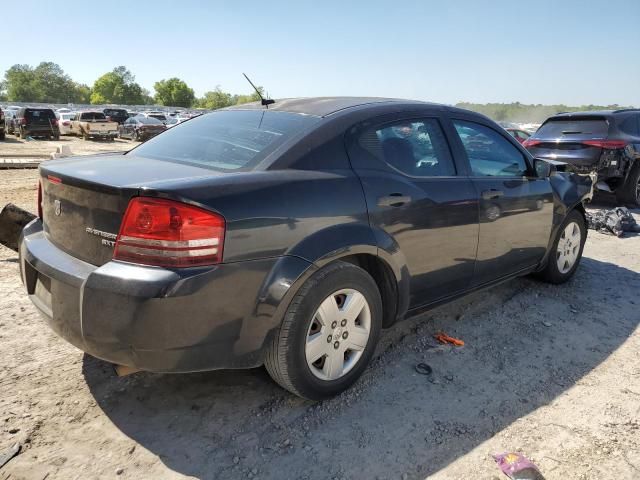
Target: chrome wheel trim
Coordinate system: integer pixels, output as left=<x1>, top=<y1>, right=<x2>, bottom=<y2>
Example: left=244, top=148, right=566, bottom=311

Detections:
left=305, top=288, right=371, bottom=381
left=556, top=221, right=581, bottom=274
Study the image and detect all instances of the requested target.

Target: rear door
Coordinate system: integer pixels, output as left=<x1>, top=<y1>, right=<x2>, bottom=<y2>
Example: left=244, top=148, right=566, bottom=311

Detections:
left=447, top=116, right=553, bottom=286
left=347, top=113, right=479, bottom=308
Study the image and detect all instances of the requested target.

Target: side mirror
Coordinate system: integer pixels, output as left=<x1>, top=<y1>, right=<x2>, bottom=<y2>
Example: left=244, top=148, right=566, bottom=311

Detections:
left=534, top=158, right=553, bottom=178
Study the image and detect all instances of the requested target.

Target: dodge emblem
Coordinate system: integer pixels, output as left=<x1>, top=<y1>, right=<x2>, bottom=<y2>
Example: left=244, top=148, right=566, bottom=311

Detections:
left=54, top=200, right=61, bottom=216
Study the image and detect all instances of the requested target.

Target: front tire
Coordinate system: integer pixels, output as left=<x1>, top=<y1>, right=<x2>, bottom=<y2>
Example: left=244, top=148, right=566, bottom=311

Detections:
left=537, top=209, right=586, bottom=284
left=265, top=261, right=382, bottom=400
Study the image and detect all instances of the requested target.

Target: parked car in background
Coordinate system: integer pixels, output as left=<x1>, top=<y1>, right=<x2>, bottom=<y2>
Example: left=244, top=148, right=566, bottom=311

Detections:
left=20, top=97, right=592, bottom=400
left=139, top=111, right=168, bottom=123
left=4, top=109, right=17, bottom=135
left=523, top=109, right=640, bottom=205
left=506, top=128, right=531, bottom=144
left=14, top=107, right=59, bottom=139
left=0, top=107, right=5, bottom=140
left=69, top=111, right=119, bottom=141
left=164, top=117, right=188, bottom=128
left=103, top=108, right=129, bottom=125
left=55, top=112, right=76, bottom=135
left=118, top=115, right=166, bottom=141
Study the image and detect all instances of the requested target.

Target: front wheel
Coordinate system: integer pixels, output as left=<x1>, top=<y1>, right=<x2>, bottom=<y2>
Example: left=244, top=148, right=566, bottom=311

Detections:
left=536, top=209, right=586, bottom=284
left=265, top=261, right=382, bottom=400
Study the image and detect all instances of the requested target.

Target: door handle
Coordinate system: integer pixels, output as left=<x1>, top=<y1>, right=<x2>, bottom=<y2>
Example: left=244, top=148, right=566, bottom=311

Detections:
left=481, top=189, right=504, bottom=200
left=378, top=193, right=412, bottom=207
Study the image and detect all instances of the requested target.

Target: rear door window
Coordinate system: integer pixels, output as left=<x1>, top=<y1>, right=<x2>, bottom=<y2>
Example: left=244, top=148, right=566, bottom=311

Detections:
left=358, top=118, right=456, bottom=177
left=619, top=115, right=640, bottom=136
left=453, top=120, right=529, bottom=177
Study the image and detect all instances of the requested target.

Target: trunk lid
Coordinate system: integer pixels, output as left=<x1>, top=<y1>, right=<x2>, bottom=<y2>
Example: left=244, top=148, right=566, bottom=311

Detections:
left=40, top=153, right=219, bottom=266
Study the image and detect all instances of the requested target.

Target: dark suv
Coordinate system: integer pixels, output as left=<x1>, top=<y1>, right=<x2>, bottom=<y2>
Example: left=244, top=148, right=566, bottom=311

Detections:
left=524, top=110, right=640, bottom=205
left=103, top=108, right=129, bottom=125
left=14, top=107, right=60, bottom=140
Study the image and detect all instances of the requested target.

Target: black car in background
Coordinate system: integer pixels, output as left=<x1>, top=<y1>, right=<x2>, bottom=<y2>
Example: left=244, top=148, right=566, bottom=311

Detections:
left=20, top=98, right=591, bottom=400
left=103, top=108, right=129, bottom=125
left=0, top=107, right=5, bottom=140
left=14, top=107, right=60, bottom=140
left=524, top=109, right=640, bottom=205
left=118, top=115, right=166, bottom=141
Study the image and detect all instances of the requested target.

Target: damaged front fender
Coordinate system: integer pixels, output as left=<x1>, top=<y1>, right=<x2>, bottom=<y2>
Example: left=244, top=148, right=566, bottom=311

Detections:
left=536, top=171, right=593, bottom=272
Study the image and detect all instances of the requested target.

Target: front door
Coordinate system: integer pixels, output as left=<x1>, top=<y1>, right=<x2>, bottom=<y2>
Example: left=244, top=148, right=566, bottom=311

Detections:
left=448, top=118, right=554, bottom=286
left=348, top=114, right=479, bottom=308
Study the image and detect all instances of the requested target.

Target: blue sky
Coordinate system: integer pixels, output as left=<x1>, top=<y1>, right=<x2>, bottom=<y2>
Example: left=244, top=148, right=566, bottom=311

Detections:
left=3, top=0, right=639, bottom=106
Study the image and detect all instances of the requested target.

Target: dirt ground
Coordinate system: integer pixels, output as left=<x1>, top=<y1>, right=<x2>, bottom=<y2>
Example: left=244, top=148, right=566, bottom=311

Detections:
left=0, top=135, right=133, bottom=158
left=0, top=169, right=639, bottom=480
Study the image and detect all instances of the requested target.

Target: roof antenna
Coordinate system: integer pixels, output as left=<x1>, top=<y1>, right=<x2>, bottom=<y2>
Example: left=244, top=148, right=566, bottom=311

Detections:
left=242, top=73, right=275, bottom=108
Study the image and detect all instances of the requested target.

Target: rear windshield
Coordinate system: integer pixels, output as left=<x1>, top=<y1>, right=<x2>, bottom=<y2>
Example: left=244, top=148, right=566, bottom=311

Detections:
left=148, top=114, right=166, bottom=121
left=25, top=109, right=55, bottom=119
left=138, top=117, right=163, bottom=125
left=81, top=112, right=107, bottom=120
left=534, top=118, right=609, bottom=139
left=105, top=109, right=127, bottom=116
left=131, top=110, right=320, bottom=171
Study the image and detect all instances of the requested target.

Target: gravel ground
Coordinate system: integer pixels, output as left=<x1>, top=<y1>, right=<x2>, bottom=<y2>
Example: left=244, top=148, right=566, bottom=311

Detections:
left=0, top=134, right=134, bottom=158
left=0, top=169, right=639, bottom=480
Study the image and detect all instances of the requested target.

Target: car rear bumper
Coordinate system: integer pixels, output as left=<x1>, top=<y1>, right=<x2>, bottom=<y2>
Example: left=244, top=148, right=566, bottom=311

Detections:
left=87, top=131, right=117, bottom=137
left=19, top=219, right=310, bottom=372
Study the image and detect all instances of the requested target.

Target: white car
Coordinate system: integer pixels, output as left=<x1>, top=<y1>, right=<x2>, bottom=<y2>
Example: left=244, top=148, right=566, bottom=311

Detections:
left=56, top=112, right=76, bottom=135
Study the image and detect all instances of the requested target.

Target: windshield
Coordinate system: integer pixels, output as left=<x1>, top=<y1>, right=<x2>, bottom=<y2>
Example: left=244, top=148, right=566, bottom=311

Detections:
left=149, top=114, right=166, bottom=121
left=131, top=110, right=320, bottom=171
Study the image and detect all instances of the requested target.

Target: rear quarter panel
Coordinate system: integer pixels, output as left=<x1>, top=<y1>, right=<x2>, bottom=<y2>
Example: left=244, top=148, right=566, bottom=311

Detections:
left=143, top=169, right=373, bottom=263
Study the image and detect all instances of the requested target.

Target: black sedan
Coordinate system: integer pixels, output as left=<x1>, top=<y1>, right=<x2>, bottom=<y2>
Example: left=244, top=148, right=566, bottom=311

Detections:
left=118, top=115, right=166, bottom=141
left=19, top=97, right=591, bottom=400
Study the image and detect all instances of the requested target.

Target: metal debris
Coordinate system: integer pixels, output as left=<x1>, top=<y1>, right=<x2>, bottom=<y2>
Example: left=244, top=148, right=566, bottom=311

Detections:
left=585, top=207, right=640, bottom=237
left=0, top=443, right=21, bottom=470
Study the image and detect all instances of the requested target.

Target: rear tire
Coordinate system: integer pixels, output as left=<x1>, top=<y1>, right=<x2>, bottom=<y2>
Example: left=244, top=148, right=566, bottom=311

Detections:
left=265, top=261, right=382, bottom=400
left=536, top=209, right=586, bottom=284
left=616, top=162, right=640, bottom=207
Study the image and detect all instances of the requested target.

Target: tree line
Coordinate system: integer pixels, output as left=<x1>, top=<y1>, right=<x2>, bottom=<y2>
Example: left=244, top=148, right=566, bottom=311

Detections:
left=455, top=102, right=636, bottom=124
left=0, top=62, right=262, bottom=109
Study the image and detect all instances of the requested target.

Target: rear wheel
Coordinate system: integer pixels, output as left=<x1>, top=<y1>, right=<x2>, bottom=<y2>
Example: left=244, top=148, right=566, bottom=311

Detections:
left=616, top=163, right=640, bottom=207
left=537, top=209, right=586, bottom=284
left=265, top=261, right=382, bottom=400
left=132, top=130, right=139, bottom=141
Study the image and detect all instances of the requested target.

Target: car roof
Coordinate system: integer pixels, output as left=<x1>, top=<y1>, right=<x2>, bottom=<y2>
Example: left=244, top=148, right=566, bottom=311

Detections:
left=224, top=96, right=440, bottom=117
left=553, top=109, right=640, bottom=118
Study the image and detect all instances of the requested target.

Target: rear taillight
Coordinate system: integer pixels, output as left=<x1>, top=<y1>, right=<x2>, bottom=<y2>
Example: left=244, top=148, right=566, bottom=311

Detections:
left=20, top=118, right=27, bottom=125
left=63, top=121, right=70, bottom=126
left=37, top=181, right=42, bottom=219
left=582, top=139, right=628, bottom=150
left=114, top=197, right=225, bottom=268
left=51, top=119, right=58, bottom=126
left=522, top=139, right=541, bottom=149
